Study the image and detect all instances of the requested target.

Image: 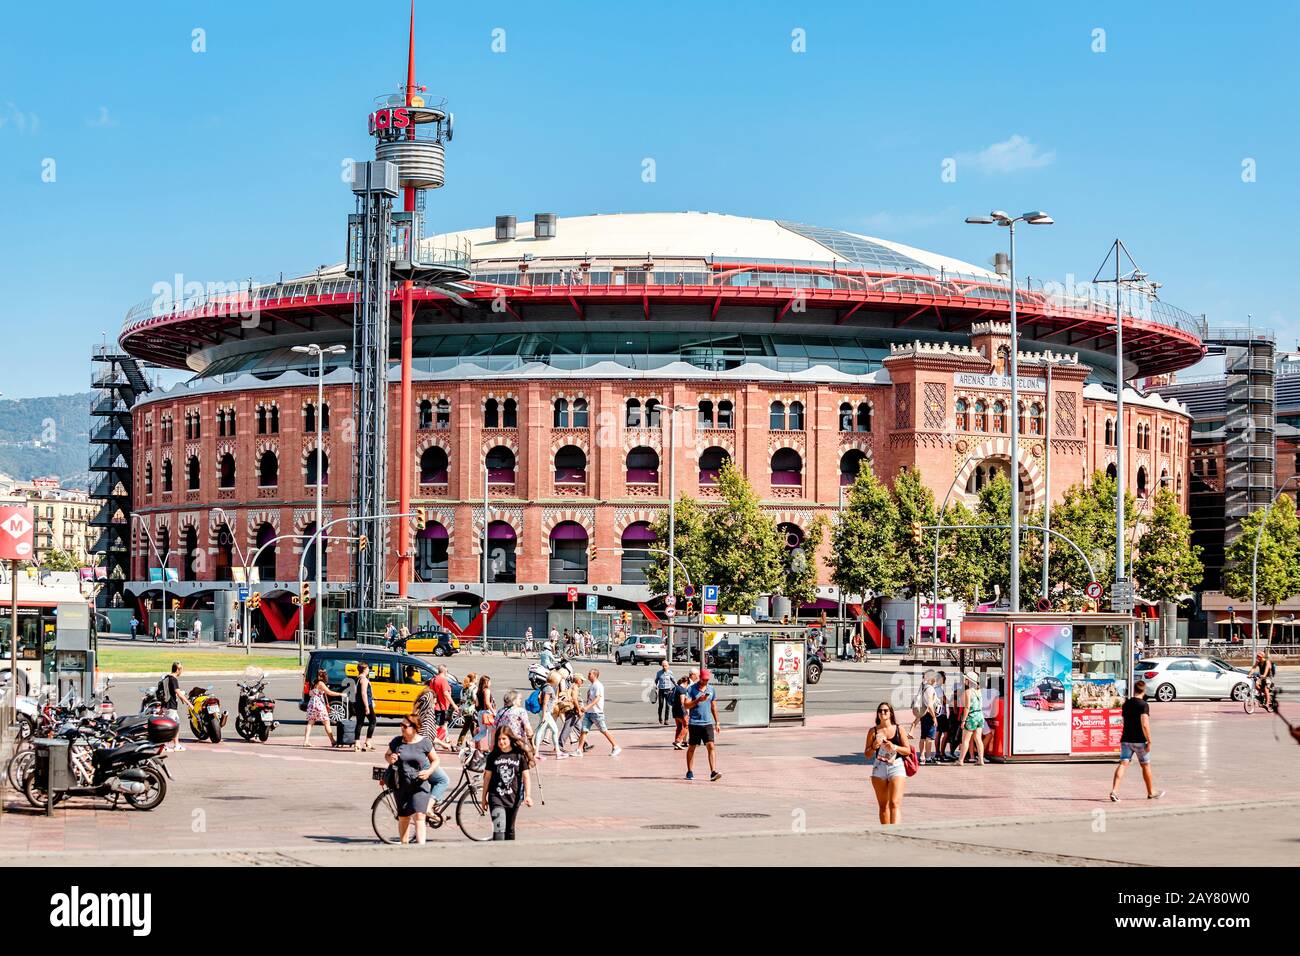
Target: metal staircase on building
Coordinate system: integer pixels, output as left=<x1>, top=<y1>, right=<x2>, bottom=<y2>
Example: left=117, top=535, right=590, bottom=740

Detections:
left=89, top=344, right=151, bottom=608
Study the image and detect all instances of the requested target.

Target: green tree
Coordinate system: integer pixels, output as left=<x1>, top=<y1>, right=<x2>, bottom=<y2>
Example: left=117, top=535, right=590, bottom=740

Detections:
left=36, top=548, right=82, bottom=573
left=1033, top=472, right=1136, bottom=608
left=937, top=499, right=985, bottom=605
left=892, top=468, right=937, bottom=598
left=1223, top=494, right=1300, bottom=644
left=644, top=495, right=710, bottom=602
left=779, top=514, right=828, bottom=609
left=1134, top=488, right=1204, bottom=602
left=975, top=475, right=1014, bottom=606
left=703, top=461, right=785, bottom=613
left=829, top=463, right=904, bottom=603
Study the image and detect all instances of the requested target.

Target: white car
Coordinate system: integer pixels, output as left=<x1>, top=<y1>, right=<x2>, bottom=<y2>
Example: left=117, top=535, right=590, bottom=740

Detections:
left=614, top=633, right=668, bottom=665
left=1137, top=656, right=1253, bottom=703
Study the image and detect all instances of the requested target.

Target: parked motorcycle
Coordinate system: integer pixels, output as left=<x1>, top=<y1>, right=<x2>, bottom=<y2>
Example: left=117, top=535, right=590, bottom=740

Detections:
left=528, top=655, right=574, bottom=690
left=234, top=672, right=278, bottom=742
left=186, top=686, right=228, bottom=743
left=23, top=717, right=177, bottom=810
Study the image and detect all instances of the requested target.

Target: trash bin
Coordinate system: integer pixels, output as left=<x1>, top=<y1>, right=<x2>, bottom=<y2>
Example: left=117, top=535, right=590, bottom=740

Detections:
left=32, top=738, right=73, bottom=813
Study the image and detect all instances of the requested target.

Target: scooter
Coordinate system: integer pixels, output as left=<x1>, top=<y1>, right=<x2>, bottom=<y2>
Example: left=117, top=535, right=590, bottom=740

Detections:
left=186, top=686, right=228, bottom=743
left=528, top=655, right=574, bottom=690
left=234, top=674, right=278, bottom=742
left=23, top=718, right=177, bottom=810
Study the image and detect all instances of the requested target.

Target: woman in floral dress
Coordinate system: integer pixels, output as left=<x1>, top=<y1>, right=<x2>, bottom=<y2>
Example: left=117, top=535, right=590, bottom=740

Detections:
left=303, top=668, right=342, bottom=748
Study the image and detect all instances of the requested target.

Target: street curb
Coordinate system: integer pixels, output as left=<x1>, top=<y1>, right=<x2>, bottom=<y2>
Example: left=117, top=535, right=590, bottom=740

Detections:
left=103, top=670, right=302, bottom=680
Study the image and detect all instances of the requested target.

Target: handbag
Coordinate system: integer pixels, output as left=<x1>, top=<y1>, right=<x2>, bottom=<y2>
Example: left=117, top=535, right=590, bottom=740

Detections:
left=902, top=748, right=919, bottom=777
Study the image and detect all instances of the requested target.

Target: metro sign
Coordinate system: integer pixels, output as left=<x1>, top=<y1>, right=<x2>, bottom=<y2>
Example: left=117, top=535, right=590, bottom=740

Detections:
left=0, top=506, right=35, bottom=561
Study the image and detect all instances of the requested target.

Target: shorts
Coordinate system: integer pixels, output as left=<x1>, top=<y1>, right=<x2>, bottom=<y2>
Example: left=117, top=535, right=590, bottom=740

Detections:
left=871, top=758, right=905, bottom=781
left=165, top=708, right=179, bottom=721
left=1120, top=741, right=1150, bottom=765
left=687, top=724, right=716, bottom=746
left=920, top=714, right=936, bottom=739
left=581, top=711, right=608, bottom=733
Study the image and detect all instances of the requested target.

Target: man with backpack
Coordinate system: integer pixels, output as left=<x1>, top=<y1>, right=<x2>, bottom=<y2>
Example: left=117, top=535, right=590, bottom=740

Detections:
left=912, top=671, right=939, bottom=765
left=159, top=662, right=191, bottom=751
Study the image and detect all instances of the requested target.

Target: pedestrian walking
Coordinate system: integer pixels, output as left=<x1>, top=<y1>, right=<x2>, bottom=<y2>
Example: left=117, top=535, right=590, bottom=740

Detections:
left=533, top=672, right=563, bottom=759
left=865, top=701, right=911, bottom=824
left=383, top=715, right=438, bottom=845
left=352, top=661, right=377, bottom=751
left=472, top=674, right=496, bottom=752
left=496, top=690, right=535, bottom=758
left=935, top=671, right=954, bottom=762
left=432, top=664, right=455, bottom=750
left=482, top=727, right=533, bottom=841
left=670, top=674, right=691, bottom=749
left=192, top=618, right=202, bottom=643
left=682, top=668, right=721, bottom=781
left=1109, top=679, right=1165, bottom=802
left=414, top=680, right=438, bottom=749
left=160, top=662, right=191, bottom=752
left=955, top=672, right=985, bottom=766
left=456, top=672, right=479, bottom=749
left=129, top=616, right=138, bottom=641
left=576, top=668, right=620, bottom=756
left=303, top=668, right=342, bottom=748
left=524, top=626, right=535, bottom=654
left=153, top=622, right=161, bottom=643
left=250, top=623, right=259, bottom=644
left=654, top=659, right=676, bottom=725
left=555, top=674, right=585, bottom=753
left=912, top=670, right=939, bottom=765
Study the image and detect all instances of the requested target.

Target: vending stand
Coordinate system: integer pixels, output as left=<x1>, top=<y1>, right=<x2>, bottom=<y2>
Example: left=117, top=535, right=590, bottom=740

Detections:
left=958, top=612, right=1135, bottom=762
left=673, top=623, right=808, bottom=728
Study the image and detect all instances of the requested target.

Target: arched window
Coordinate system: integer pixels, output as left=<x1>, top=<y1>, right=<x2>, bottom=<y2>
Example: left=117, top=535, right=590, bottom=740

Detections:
left=186, top=455, right=200, bottom=491
left=214, top=523, right=234, bottom=581
left=840, top=449, right=867, bottom=485
left=716, top=400, right=733, bottom=429
left=770, top=401, right=787, bottom=430
left=645, top=399, right=661, bottom=428
left=625, top=398, right=642, bottom=428
left=162, top=458, right=173, bottom=493
left=302, top=522, right=326, bottom=580
left=699, top=446, right=729, bottom=485
left=304, top=403, right=316, bottom=434
left=993, top=401, right=1006, bottom=433
left=549, top=521, right=589, bottom=584
left=787, top=401, right=805, bottom=431
left=305, top=451, right=329, bottom=487
left=216, top=409, right=226, bottom=437
left=486, top=521, right=516, bottom=583
left=485, top=446, right=516, bottom=483
left=975, top=400, right=988, bottom=432
left=771, top=448, right=803, bottom=486
left=499, top=398, right=514, bottom=428
left=219, top=454, right=235, bottom=489
left=419, top=399, right=433, bottom=430
left=1105, top=419, right=1115, bottom=447
left=856, top=402, right=872, bottom=432
left=554, top=445, right=587, bottom=483
left=1017, top=402, right=1027, bottom=435
left=1137, top=466, right=1148, bottom=498
left=553, top=398, right=569, bottom=428
left=269, top=406, right=279, bottom=434
left=626, top=446, right=660, bottom=484
left=572, top=398, right=589, bottom=428
left=484, top=398, right=500, bottom=429
left=697, top=400, right=714, bottom=428
left=144, top=461, right=153, bottom=495
left=1106, top=462, right=1117, bottom=481
left=182, top=526, right=198, bottom=581
left=620, top=522, right=656, bottom=585
left=955, top=399, right=969, bottom=431
left=254, top=523, right=276, bottom=581
left=257, top=406, right=267, bottom=434
left=415, top=521, right=450, bottom=584
left=1208, top=457, right=1218, bottom=477
left=839, top=402, right=854, bottom=431
left=258, top=451, right=278, bottom=488
left=420, top=446, right=448, bottom=484
left=1029, top=403, right=1043, bottom=435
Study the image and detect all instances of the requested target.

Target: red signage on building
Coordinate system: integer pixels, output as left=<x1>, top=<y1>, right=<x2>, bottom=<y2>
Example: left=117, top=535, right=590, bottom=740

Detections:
left=566, top=586, right=578, bottom=603
left=368, top=107, right=411, bottom=135
left=0, top=506, right=36, bottom=561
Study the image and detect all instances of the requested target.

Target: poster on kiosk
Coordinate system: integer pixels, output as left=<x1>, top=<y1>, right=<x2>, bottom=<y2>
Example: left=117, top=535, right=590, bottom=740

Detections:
left=1011, top=623, right=1073, bottom=755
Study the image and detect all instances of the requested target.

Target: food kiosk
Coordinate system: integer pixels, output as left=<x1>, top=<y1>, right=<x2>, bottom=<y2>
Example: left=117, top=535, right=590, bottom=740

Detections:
left=961, top=612, right=1135, bottom=762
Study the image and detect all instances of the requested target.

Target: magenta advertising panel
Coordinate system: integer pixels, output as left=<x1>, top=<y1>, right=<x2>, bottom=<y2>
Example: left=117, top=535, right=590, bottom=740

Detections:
left=1011, top=623, right=1073, bottom=755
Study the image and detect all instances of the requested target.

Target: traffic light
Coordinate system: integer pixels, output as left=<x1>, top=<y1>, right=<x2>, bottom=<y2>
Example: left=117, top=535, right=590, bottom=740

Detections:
left=358, top=534, right=368, bottom=552
left=589, top=542, right=599, bottom=563
left=910, top=522, right=924, bottom=546
left=172, top=598, right=180, bottom=611
left=301, top=581, right=312, bottom=604
left=415, top=507, right=427, bottom=527
left=248, top=592, right=261, bottom=611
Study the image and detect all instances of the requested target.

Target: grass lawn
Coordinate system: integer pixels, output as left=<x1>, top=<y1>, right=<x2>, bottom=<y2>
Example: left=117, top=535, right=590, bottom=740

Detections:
left=99, top=649, right=301, bottom=674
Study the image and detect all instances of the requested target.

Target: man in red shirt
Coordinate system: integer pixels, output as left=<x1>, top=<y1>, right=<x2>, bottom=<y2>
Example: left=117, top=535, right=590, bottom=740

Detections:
left=432, top=665, right=456, bottom=750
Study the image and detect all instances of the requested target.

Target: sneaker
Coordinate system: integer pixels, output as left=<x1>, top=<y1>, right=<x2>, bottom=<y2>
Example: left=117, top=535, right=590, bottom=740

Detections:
left=710, top=771, right=722, bottom=782
left=172, top=744, right=186, bottom=752
left=1148, top=790, right=1166, bottom=800
left=583, top=742, right=593, bottom=752
left=1108, top=792, right=1120, bottom=802
left=572, top=749, right=584, bottom=758
left=535, top=754, right=546, bottom=761
left=610, top=747, right=622, bottom=757
left=556, top=752, right=570, bottom=759
left=685, top=771, right=694, bottom=780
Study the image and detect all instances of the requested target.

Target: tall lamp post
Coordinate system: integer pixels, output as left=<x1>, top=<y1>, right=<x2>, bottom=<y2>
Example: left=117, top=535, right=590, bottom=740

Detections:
left=664, top=402, right=694, bottom=653
left=1251, top=474, right=1300, bottom=656
left=291, top=343, right=346, bottom=652
left=965, top=211, right=1054, bottom=613
left=130, top=513, right=174, bottom=642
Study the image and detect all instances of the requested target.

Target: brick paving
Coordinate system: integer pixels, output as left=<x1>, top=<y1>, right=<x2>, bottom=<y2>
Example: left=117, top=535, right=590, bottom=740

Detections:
left=2, top=700, right=1297, bottom=863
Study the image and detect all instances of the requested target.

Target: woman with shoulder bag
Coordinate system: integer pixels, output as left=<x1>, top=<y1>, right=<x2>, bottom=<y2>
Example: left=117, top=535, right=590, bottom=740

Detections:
left=384, top=714, right=437, bottom=844
left=864, top=701, right=912, bottom=825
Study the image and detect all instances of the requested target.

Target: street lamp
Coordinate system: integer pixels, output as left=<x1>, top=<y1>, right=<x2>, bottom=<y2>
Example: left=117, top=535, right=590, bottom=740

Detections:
left=291, top=343, right=346, bottom=652
left=130, top=513, right=174, bottom=642
left=965, top=210, right=1053, bottom=613
left=664, top=402, right=694, bottom=651
left=1251, top=474, right=1300, bottom=656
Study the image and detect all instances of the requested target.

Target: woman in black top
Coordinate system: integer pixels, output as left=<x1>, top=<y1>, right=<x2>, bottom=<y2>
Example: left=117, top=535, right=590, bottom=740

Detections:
left=482, top=727, right=532, bottom=841
left=384, top=716, right=436, bottom=844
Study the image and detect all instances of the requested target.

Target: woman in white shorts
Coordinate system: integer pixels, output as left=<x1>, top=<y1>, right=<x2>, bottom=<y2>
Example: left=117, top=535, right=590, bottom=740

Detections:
left=864, top=701, right=912, bottom=825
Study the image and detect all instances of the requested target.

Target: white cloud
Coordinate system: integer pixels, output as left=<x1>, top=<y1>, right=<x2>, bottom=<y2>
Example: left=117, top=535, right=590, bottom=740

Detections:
left=0, top=102, right=40, bottom=135
left=957, top=134, right=1055, bottom=174
left=86, top=106, right=117, bottom=128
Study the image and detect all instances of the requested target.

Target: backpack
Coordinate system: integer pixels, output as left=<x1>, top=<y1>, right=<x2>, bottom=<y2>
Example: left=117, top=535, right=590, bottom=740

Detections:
left=525, top=688, right=542, bottom=714
left=156, top=675, right=170, bottom=705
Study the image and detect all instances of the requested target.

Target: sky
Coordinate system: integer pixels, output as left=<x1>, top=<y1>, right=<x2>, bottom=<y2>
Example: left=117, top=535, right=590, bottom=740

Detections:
left=1, top=0, right=1297, bottom=398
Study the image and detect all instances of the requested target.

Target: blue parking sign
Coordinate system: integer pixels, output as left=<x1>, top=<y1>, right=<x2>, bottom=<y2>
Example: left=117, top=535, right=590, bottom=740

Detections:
left=703, top=585, right=719, bottom=604
left=585, top=595, right=598, bottom=612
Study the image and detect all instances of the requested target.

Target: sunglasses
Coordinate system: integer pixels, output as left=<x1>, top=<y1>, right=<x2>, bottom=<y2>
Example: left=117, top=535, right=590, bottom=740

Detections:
left=401, top=721, right=416, bottom=730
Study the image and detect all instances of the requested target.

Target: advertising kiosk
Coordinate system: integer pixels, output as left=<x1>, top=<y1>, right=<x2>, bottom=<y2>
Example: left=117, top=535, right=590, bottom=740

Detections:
left=961, top=612, right=1135, bottom=762
left=673, top=623, right=808, bottom=728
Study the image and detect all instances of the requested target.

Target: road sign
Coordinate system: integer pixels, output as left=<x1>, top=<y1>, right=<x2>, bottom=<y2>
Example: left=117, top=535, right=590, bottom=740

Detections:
left=1084, top=581, right=1103, bottom=600
left=664, top=607, right=676, bottom=619
left=0, top=506, right=35, bottom=560
left=683, top=584, right=695, bottom=599
left=585, top=594, right=598, bottom=612
left=1110, top=579, right=1135, bottom=613
left=237, top=585, right=250, bottom=603
left=566, top=586, right=578, bottom=603
left=703, top=584, right=719, bottom=614
left=480, top=601, right=490, bottom=612
left=665, top=595, right=676, bottom=609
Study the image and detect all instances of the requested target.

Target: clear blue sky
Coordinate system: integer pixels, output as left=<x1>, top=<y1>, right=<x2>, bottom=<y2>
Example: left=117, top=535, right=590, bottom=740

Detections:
left=1, top=0, right=1296, bottom=398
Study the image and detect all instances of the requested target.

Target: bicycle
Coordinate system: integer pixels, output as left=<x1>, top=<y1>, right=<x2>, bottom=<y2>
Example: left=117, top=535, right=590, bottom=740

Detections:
left=1243, top=679, right=1280, bottom=715
left=371, top=746, right=493, bottom=843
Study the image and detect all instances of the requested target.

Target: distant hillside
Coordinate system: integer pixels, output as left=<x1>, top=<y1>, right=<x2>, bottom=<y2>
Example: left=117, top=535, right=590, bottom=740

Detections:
left=0, top=392, right=93, bottom=489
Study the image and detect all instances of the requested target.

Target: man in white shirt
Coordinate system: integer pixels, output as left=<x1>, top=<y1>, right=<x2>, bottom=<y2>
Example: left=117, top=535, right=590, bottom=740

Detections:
left=575, top=668, right=620, bottom=756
